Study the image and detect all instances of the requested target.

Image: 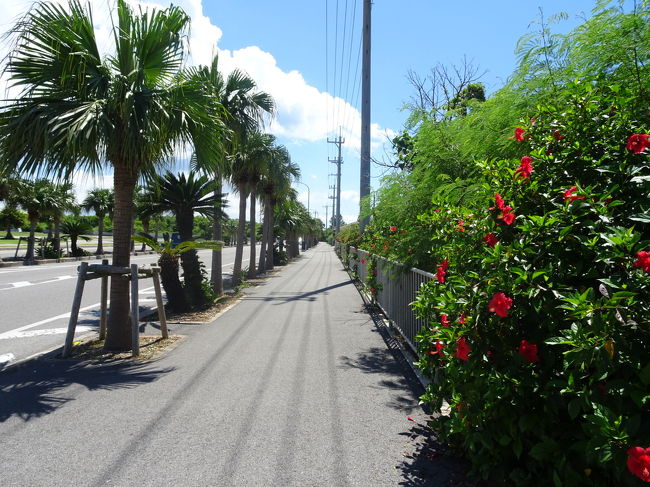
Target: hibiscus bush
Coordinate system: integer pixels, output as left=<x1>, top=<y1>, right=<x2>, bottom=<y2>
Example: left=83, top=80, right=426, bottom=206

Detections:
left=411, top=79, right=649, bottom=485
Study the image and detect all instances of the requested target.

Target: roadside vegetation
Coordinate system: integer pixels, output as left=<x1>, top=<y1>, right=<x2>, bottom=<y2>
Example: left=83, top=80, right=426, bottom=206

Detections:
left=338, top=2, right=649, bottom=485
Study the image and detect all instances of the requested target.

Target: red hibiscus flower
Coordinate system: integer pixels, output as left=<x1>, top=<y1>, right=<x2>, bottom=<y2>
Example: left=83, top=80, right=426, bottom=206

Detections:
left=626, top=134, right=649, bottom=154
left=488, top=292, right=513, bottom=318
left=513, top=127, right=525, bottom=141
left=483, top=233, right=499, bottom=248
left=633, top=251, right=650, bottom=274
left=627, top=447, right=650, bottom=482
left=457, top=219, right=465, bottom=232
left=514, top=156, right=534, bottom=180
left=490, top=193, right=506, bottom=211
left=553, top=129, right=564, bottom=141
left=454, top=337, right=471, bottom=361
left=441, top=314, right=450, bottom=327
left=436, top=259, right=448, bottom=283
left=490, top=194, right=516, bottom=225
left=458, top=313, right=467, bottom=324
left=563, top=186, right=585, bottom=203
left=501, top=208, right=516, bottom=225
left=360, top=259, right=366, bottom=264
left=427, top=340, right=445, bottom=357
left=390, top=225, right=397, bottom=231
left=518, top=340, right=540, bottom=363
left=434, top=208, right=441, bottom=213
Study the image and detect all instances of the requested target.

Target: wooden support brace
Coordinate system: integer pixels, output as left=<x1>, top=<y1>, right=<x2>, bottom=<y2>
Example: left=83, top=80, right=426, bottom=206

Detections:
left=87, top=264, right=131, bottom=274
left=151, top=267, right=168, bottom=339
left=99, top=259, right=108, bottom=340
left=62, top=261, right=89, bottom=358
left=131, top=264, right=140, bottom=356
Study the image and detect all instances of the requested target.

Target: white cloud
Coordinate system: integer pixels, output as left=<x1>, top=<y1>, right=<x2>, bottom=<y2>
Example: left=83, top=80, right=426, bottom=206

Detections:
left=340, top=190, right=360, bottom=204
left=1, top=0, right=393, bottom=161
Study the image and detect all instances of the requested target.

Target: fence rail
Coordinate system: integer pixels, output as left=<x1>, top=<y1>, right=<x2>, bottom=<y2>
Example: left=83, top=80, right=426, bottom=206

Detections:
left=335, top=242, right=433, bottom=353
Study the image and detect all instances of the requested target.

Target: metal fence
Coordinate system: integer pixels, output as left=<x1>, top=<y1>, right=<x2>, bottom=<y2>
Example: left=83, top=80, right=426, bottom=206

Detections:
left=335, top=242, right=433, bottom=353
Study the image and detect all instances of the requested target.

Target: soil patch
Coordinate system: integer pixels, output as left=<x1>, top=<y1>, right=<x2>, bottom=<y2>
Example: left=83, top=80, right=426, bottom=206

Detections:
left=148, top=290, right=243, bottom=324
left=58, top=335, right=184, bottom=362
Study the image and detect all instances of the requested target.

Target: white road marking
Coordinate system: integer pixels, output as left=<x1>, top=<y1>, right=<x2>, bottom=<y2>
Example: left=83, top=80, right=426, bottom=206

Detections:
left=0, top=352, right=15, bottom=365
left=1, top=275, right=74, bottom=291
left=0, top=326, right=93, bottom=340
left=0, top=303, right=103, bottom=340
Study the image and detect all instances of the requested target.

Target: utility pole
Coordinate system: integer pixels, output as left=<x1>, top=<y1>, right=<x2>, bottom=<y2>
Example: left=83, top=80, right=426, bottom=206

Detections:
left=328, top=131, right=345, bottom=234
left=328, top=182, right=336, bottom=229
left=323, top=205, right=329, bottom=231
left=359, top=0, right=372, bottom=232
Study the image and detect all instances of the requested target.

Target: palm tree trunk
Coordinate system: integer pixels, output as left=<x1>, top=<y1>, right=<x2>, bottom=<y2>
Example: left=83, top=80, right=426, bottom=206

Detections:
left=96, top=214, right=104, bottom=255
left=247, top=191, right=257, bottom=278
left=258, top=195, right=269, bottom=273
left=266, top=199, right=275, bottom=269
left=140, top=218, right=150, bottom=252
left=178, top=210, right=205, bottom=308
left=53, top=217, right=61, bottom=253
left=232, top=185, right=247, bottom=288
left=24, top=218, right=37, bottom=263
left=211, top=175, right=223, bottom=296
left=159, top=252, right=188, bottom=312
left=105, top=165, right=137, bottom=351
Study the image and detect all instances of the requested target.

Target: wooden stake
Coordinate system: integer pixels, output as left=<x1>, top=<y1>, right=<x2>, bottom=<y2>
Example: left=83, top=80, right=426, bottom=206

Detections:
left=131, top=264, right=140, bottom=356
left=62, top=262, right=89, bottom=357
left=151, top=266, right=168, bottom=339
left=99, top=259, right=108, bottom=340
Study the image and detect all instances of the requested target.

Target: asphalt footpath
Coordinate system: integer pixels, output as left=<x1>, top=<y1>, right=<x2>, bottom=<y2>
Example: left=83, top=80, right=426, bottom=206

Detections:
left=0, top=243, right=469, bottom=486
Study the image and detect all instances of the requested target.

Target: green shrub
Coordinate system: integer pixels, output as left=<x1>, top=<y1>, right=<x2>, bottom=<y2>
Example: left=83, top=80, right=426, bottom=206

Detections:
left=412, top=80, right=649, bottom=485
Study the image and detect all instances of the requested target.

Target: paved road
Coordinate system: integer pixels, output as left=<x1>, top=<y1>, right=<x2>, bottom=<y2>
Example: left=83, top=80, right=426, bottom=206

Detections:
left=0, top=245, right=258, bottom=368
left=0, top=243, right=466, bottom=486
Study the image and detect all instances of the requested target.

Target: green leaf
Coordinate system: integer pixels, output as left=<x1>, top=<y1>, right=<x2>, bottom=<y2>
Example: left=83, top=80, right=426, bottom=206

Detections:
left=530, top=438, right=558, bottom=462
left=568, top=398, right=581, bottom=419
left=628, top=213, right=650, bottom=223
left=640, top=363, right=650, bottom=386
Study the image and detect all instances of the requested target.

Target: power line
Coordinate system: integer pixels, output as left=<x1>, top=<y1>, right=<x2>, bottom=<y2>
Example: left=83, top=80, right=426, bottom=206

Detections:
left=343, top=35, right=362, bottom=138
left=332, top=0, right=340, bottom=134
left=340, top=0, right=358, bottom=137
left=335, top=0, right=349, bottom=130
left=325, top=0, right=329, bottom=149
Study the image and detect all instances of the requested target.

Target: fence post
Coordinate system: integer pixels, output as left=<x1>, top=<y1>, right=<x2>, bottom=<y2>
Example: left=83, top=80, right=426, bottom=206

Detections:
left=99, top=259, right=108, bottom=340
left=62, top=262, right=89, bottom=357
left=131, top=264, right=140, bottom=356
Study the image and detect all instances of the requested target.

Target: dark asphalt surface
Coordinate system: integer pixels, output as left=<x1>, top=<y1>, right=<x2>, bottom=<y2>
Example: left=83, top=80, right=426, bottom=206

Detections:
left=0, top=243, right=468, bottom=486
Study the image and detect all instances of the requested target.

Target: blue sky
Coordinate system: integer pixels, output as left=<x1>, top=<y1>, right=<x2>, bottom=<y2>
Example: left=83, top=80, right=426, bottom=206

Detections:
left=1, top=0, right=608, bottom=223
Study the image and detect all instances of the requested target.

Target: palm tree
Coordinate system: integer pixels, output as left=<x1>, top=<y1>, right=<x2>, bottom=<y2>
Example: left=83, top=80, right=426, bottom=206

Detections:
left=0, top=207, right=24, bottom=240
left=230, top=133, right=276, bottom=285
left=133, top=235, right=222, bottom=313
left=193, top=56, right=274, bottom=295
left=0, top=0, right=224, bottom=350
left=258, top=144, right=299, bottom=273
left=275, top=197, right=311, bottom=260
left=82, top=188, right=113, bottom=255
left=43, top=182, right=75, bottom=254
left=60, top=217, right=93, bottom=256
left=141, top=171, right=222, bottom=308
left=15, top=179, right=57, bottom=263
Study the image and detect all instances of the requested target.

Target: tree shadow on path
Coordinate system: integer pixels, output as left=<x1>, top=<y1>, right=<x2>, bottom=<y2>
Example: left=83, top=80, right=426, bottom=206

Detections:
left=340, top=300, right=477, bottom=486
left=0, top=358, right=173, bottom=422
